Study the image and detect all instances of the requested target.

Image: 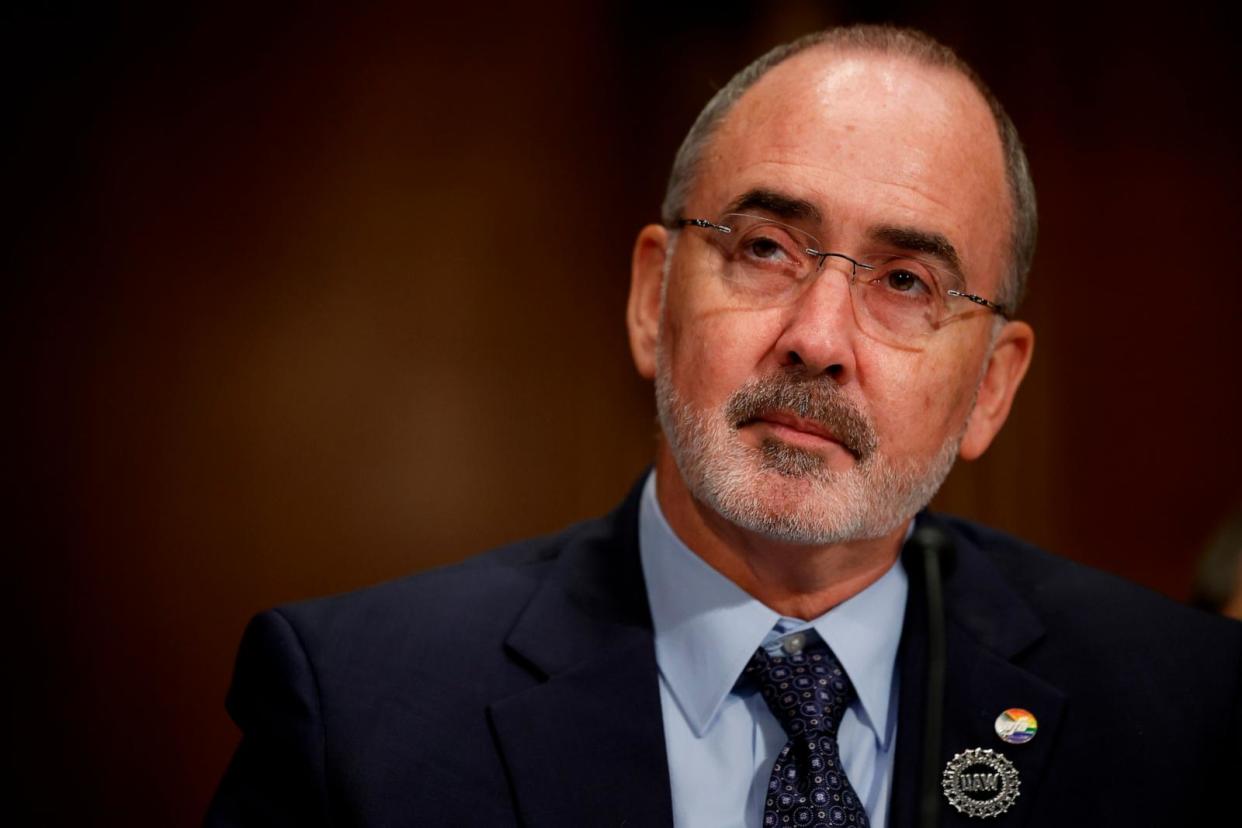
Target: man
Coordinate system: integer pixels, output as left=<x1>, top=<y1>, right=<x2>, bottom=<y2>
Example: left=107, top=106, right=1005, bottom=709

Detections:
left=208, top=25, right=1242, bottom=827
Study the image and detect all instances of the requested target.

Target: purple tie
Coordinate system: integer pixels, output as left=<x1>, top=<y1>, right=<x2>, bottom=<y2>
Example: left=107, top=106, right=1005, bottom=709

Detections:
left=745, top=636, right=871, bottom=828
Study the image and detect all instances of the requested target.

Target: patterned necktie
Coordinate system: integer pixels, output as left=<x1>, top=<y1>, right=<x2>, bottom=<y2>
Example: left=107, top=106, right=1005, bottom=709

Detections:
left=745, top=635, right=871, bottom=828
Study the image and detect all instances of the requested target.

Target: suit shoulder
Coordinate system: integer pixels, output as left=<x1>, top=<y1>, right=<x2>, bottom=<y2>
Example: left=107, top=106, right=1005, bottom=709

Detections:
left=937, top=513, right=1242, bottom=648
left=270, top=513, right=608, bottom=654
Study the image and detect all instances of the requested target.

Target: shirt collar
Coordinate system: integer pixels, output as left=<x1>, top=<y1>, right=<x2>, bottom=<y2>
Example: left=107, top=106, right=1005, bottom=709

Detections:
left=638, top=472, right=907, bottom=748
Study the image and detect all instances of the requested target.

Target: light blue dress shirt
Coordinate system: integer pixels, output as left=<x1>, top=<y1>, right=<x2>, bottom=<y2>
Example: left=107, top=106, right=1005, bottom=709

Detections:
left=637, top=473, right=908, bottom=828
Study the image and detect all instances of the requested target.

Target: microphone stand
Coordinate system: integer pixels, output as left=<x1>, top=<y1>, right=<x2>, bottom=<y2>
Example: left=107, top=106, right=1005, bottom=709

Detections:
left=911, top=524, right=950, bottom=828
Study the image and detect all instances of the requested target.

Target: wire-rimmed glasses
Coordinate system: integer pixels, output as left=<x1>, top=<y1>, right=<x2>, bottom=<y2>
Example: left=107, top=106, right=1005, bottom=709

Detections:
left=674, top=213, right=1008, bottom=347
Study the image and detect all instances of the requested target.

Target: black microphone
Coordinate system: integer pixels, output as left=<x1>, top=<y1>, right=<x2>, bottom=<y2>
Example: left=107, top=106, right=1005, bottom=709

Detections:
left=908, top=523, right=954, bottom=828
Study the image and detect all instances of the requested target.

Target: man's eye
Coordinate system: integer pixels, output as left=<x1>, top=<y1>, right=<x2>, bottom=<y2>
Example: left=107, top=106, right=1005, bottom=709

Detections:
left=742, top=235, right=791, bottom=261
left=875, top=265, right=933, bottom=296
left=887, top=270, right=922, bottom=291
left=734, top=229, right=810, bottom=271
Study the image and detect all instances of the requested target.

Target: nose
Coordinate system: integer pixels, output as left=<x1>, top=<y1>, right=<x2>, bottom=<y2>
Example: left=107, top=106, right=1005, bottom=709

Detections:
left=771, top=257, right=859, bottom=382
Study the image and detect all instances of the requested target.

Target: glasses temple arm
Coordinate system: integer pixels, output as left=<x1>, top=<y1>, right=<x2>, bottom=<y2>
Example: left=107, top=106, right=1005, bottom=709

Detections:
left=946, top=289, right=1009, bottom=317
left=675, top=218, right=733, bottom=234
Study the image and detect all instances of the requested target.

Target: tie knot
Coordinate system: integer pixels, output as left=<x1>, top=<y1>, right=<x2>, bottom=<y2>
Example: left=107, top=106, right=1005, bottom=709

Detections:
left=745, top=636, right=856, bottom=738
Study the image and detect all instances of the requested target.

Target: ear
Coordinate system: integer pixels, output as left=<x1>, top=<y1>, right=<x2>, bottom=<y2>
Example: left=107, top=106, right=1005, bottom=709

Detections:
left=626, top=224, right=669, bottom=380
left=959, top=320, right=1035, bottom=461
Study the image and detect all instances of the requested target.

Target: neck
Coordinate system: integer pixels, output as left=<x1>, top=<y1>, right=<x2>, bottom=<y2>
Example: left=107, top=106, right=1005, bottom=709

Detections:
left=654, top=450, right=908, bottom=620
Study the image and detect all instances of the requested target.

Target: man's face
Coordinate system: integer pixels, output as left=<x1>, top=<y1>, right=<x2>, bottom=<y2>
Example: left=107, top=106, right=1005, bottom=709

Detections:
left=634, top=48, right=1026, bottom=545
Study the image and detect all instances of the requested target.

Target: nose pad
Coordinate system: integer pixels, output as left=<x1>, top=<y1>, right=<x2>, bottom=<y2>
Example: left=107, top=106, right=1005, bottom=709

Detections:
left=816, top=251, right=863, bottom=281
left=775, top=254, right=861, bottom=380
left=805, top=253, right=865, bottom=325
left=807, top=253, right=894, bottom=347
left=808, top=252, right=867, bottom=310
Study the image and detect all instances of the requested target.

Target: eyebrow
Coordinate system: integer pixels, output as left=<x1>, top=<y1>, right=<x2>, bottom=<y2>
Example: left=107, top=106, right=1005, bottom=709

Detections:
left=718, top=192, right=968, bottom=282
left=868, top=225, right=964, bottom=280
left=724, top=188, right=823, bottom=225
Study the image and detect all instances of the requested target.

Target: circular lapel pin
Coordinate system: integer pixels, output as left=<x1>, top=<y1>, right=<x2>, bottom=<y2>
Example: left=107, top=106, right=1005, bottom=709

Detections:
left=994, top=708, right=1038, bottom=745
left=942, top=748, right=1020, bottom=818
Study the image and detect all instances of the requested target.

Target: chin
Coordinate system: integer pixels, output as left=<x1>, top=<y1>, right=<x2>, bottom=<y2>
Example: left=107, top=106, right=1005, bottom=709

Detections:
left=654, top=354, right=964, bottom=547
left=660, top=404, right=961, bottom=547
left=699, top=459, right=914, bottom=546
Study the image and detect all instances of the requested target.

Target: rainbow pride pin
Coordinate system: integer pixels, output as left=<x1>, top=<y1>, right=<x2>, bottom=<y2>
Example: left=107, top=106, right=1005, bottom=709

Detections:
left=994, top=708, right=1038, bottom=744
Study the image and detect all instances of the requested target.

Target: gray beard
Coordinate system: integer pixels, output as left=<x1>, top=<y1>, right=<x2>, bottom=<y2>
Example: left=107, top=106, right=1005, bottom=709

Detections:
left=654, top=358, right=964, bottom=546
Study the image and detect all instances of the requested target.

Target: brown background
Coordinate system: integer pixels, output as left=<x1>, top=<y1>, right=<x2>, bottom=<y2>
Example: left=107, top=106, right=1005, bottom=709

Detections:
left=9, top=2, right=1241, bottom=824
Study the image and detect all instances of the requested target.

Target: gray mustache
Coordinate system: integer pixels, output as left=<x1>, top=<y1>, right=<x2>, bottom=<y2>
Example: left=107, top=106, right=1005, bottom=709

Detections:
left=724, top=371, right=878, bottom=461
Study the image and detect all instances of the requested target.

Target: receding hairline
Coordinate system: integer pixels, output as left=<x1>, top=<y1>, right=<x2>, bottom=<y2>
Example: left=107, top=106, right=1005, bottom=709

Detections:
left=715, top=45, right=1004, bottom=273
left=660, top=25, right=1037, bottom=312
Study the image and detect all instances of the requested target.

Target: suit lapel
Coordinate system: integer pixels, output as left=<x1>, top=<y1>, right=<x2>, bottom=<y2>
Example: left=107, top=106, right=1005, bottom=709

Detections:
left=890, top=515, right=1067, bottom=828
left=486, top=495, right=1070, bottom=828
left=488, top=486, right=674, bottom=827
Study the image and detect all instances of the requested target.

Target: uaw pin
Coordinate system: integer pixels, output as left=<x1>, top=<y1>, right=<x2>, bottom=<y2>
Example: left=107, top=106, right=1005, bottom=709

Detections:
left=941, top=748, right=1020, bottom=818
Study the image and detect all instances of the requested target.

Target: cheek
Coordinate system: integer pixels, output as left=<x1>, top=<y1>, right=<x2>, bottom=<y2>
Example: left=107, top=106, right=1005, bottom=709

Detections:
left=862, top=346, right=980, bottom=447
left=662, top=295, right=787, bottom=405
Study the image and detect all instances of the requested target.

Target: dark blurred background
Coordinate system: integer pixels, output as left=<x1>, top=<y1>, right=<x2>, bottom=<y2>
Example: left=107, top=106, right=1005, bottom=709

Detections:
left=8, top=2, right=1241, bottom=824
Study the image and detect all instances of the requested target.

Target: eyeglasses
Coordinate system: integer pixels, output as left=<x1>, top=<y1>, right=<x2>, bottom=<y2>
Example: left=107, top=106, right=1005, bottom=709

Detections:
left=674, top=213, right=1008, bottom=347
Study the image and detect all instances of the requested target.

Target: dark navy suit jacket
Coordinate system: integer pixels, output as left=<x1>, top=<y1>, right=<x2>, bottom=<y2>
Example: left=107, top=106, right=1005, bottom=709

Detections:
left=207, top=482, right=1242, bottom=827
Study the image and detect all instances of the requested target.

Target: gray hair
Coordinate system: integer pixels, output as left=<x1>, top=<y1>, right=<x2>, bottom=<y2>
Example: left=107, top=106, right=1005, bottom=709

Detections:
left=660, top=25, right=1037, bottom=312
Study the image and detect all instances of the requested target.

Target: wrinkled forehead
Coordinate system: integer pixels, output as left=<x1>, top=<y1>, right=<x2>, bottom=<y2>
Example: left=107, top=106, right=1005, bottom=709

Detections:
left=694, top=48, right=1011, bottom=292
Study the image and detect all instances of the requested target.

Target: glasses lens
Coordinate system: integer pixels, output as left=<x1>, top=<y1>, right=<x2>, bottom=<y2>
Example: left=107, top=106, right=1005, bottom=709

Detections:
left=713, top=214, right=819, bottom=306
left=688, top=215, right=957, bottom=347
left=852, top=255, right=948, bottom=342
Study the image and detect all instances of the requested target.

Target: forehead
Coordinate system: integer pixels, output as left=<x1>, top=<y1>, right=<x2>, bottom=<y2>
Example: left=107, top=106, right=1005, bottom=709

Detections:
left=694, top=48, right=1010, bottom=290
